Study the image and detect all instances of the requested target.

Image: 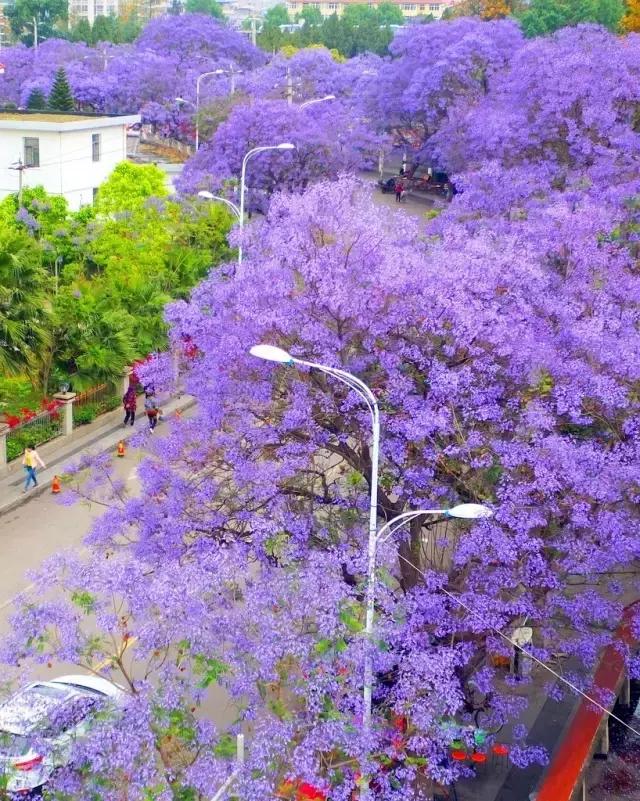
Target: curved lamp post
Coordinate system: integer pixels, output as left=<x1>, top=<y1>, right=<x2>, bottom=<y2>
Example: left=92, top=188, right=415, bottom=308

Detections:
left=300, top=94, right=336, bottom=109
left=249, top=345, right=493, bottom=741
left=249, top=344, right=380, bottom=733
left=195, top=70, right=226, bottom=151
left=197, top=190, right=241, bottom=219
left=239, top=145, right=295, bottom=267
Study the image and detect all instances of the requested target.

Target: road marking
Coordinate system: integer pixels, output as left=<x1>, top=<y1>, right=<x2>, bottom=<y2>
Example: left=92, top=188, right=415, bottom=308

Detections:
left=92, top=636, right=137, bottom=672
left=126, top=468, right=138, bottom=482
left=0, top=582, right=35, bottom=611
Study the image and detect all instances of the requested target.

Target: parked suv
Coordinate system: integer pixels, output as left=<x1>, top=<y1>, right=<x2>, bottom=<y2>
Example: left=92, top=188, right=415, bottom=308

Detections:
left=0, top=675, right=125, bottom=796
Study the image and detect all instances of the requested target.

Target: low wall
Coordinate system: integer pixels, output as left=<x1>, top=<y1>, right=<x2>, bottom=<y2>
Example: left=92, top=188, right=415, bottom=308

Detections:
left=535, top=600, right=640, bottom=801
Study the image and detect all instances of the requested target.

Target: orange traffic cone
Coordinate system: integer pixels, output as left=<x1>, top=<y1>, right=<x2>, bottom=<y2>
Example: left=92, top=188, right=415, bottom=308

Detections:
left=117, top=440, right=125, bottom=457
left=51, top=475, right=61, bottom=494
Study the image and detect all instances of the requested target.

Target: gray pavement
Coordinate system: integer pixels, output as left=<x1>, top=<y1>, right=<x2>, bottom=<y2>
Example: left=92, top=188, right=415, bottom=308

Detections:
left=0, top=394, right=194, bottom=517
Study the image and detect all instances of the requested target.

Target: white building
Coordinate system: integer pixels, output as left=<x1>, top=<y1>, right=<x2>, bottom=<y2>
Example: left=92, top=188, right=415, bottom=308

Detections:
left=68, top=0, right=120, bottom=24
left=0, top=111, right=141, bottom=210
left=286, top=0, right=459, bottom=18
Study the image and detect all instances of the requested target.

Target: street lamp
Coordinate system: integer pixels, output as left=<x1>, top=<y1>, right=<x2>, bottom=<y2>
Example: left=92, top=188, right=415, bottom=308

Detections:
left=194, top=70, right=228, bottom=151
left=300, top=94, right=336, bottom=109
left=238, top=144, right=295, bottom=267
left=249, top=343, right=380, bottom=729
left=181, top=70, right=241, bottom=152
left=249, top=344, right=493, bottom=741
left=365, top=504, right=492, bottom=730
left=197, top=190, right=241, bottom=219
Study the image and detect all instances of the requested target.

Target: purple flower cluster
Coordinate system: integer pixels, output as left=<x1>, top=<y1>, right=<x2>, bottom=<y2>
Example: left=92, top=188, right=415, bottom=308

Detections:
left=2, top=17, right=640, bottom=801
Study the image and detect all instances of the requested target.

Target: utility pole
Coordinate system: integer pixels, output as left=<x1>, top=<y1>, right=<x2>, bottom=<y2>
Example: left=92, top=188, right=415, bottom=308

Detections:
left=286, top=65, right=293, bottom=105
left=32, top=16, right=38, bottom=49
left=9, top=158, right=28, bottom=207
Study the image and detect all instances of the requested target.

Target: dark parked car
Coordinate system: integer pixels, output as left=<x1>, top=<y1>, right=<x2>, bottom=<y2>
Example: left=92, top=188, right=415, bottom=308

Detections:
left=377, top=176, right=399, bottom=194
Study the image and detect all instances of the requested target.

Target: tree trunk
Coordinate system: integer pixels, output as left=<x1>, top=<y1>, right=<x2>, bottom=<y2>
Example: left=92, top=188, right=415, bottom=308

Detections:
left=398, top=516, right=425, bottom=592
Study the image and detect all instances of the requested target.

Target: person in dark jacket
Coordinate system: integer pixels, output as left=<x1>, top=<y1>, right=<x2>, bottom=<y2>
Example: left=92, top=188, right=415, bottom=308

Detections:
left=395, top=178, right=404, bottom=203
left=123, top=386, right=137, bottom=426
left=144, top=392, right=159, bottom=432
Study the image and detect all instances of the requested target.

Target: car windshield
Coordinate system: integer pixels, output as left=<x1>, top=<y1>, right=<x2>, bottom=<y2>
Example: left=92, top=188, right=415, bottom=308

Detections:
left=37, top=695, right=103, bottom=738
left=0, top=684, right=70, bottom=736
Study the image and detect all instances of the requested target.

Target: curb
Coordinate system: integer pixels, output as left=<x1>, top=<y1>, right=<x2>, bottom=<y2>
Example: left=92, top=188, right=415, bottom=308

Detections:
left=0, top=396, right=195, bottom=518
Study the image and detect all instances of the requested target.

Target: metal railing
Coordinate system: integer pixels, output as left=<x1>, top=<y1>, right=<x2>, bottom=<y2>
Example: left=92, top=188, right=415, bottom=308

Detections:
left=6, top=408, right=63, bottom=462
left=73, top=383, right=119, bottom=428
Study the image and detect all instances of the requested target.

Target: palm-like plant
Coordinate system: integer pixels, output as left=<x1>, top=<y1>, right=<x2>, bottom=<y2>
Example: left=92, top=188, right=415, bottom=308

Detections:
left=0, top=229, right=50, bottom=376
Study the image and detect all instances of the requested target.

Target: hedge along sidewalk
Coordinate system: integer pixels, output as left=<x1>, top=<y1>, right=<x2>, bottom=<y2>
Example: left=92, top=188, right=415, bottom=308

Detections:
left=0, top=394, right=195, bottom=518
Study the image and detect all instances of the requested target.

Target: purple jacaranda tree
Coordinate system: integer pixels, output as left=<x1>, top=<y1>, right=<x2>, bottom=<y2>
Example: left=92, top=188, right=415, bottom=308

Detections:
left=135, top=13, right=265, bottom=71
left=366, top=17, right=524, bottom=166
left=240, top=47, right=353, bottom=104
left=3, top=170, right=639, bottom=799
left=432, top=25, right=640, bottom=188
left=0, top=15, right=265, bottom=137
left=176, top=98, right=386, bottom=198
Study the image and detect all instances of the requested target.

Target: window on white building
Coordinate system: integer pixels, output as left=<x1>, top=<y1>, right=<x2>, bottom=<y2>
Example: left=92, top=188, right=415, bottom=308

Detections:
left=402, top=3, right=417, bottom=8
left=23, top=137, right=39, bottom=167
left=429, top=2, right=439, bottom=8
left=92, top=133, right=101, bottom=162
left=93, top=187, right=99, bottom=202
left=327, top=2, right=337, bottom=8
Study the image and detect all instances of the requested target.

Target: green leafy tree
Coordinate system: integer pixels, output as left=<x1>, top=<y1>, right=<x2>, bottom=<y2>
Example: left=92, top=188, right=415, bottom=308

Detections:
left=70, top=16, right=93, bottom=42
left=318, top=13, right=350, bottom=53
left=5, top=0, right=67, bottom=45
left=518, top=0, right=623, bottom=34
left=265, top=3, right=290, bottom=25
left=185, top=0, right=224, bottom=17
left=91, top=14, right=117, bottom=41
left=341, top=3, right=377, bottom=23
left=94, top=162, right=167, bottom=216
left=48, top=67, right=75, bottom=112
left=0, top=229, right=50, bottom=377
left=50, top=286, right=137, bottom=390
left=26, top=88, right=47, bottom=109
left=377, top=1, right=404, bottom=23
left=116, top=13, right=142, bottom=42
left=299, top=5, right=323, bottom=24
left=0, top=186, right=70, bottom=247
left=258, top=25, right=286, bottom=50
left=0, top=172, right=231, bottom=393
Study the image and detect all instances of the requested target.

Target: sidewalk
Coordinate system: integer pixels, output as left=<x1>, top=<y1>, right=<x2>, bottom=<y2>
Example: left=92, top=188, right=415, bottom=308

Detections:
left=0, top=394, right=195, bottom=518
left=455, top=664, right=580, bottom=801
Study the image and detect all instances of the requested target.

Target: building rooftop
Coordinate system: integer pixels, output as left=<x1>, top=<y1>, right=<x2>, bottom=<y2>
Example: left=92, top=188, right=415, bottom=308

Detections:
left=0, top=110, right=141, bottom=131
left=0, top=113, right=91, bottom=123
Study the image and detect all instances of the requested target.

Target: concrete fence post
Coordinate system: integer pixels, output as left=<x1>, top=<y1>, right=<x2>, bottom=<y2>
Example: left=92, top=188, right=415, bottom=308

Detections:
left=53, top=392, right=76, bottom=436
left=0, top=423, right=9, bottom=469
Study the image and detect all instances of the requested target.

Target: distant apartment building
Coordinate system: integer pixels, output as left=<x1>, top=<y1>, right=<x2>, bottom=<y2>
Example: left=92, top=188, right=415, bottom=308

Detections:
left=286, top=0, right=456, bottom=17
left=67, top=0, right=171, bottom=23
left=0, top=1, right=10, bottom=46
left=68, top=0, right=120, bottom=24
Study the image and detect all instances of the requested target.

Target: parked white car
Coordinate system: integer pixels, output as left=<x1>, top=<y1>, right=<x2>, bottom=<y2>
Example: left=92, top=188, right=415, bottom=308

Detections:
left=0, top=675, right=125, bottom=796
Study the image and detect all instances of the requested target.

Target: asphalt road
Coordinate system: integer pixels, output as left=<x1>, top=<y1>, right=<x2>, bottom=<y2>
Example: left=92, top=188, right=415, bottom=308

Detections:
left=0, top=410, right=240, bottom=732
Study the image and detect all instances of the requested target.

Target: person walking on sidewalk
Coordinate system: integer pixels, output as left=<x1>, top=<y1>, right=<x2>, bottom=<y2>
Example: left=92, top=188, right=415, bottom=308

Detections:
left=395, top=178, right=404, bottom=203
left=123, top=386, right=137, bottom=427
left=22, top=446, right=45, bottom=492
left=144, top=392, right=159, bottom=432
